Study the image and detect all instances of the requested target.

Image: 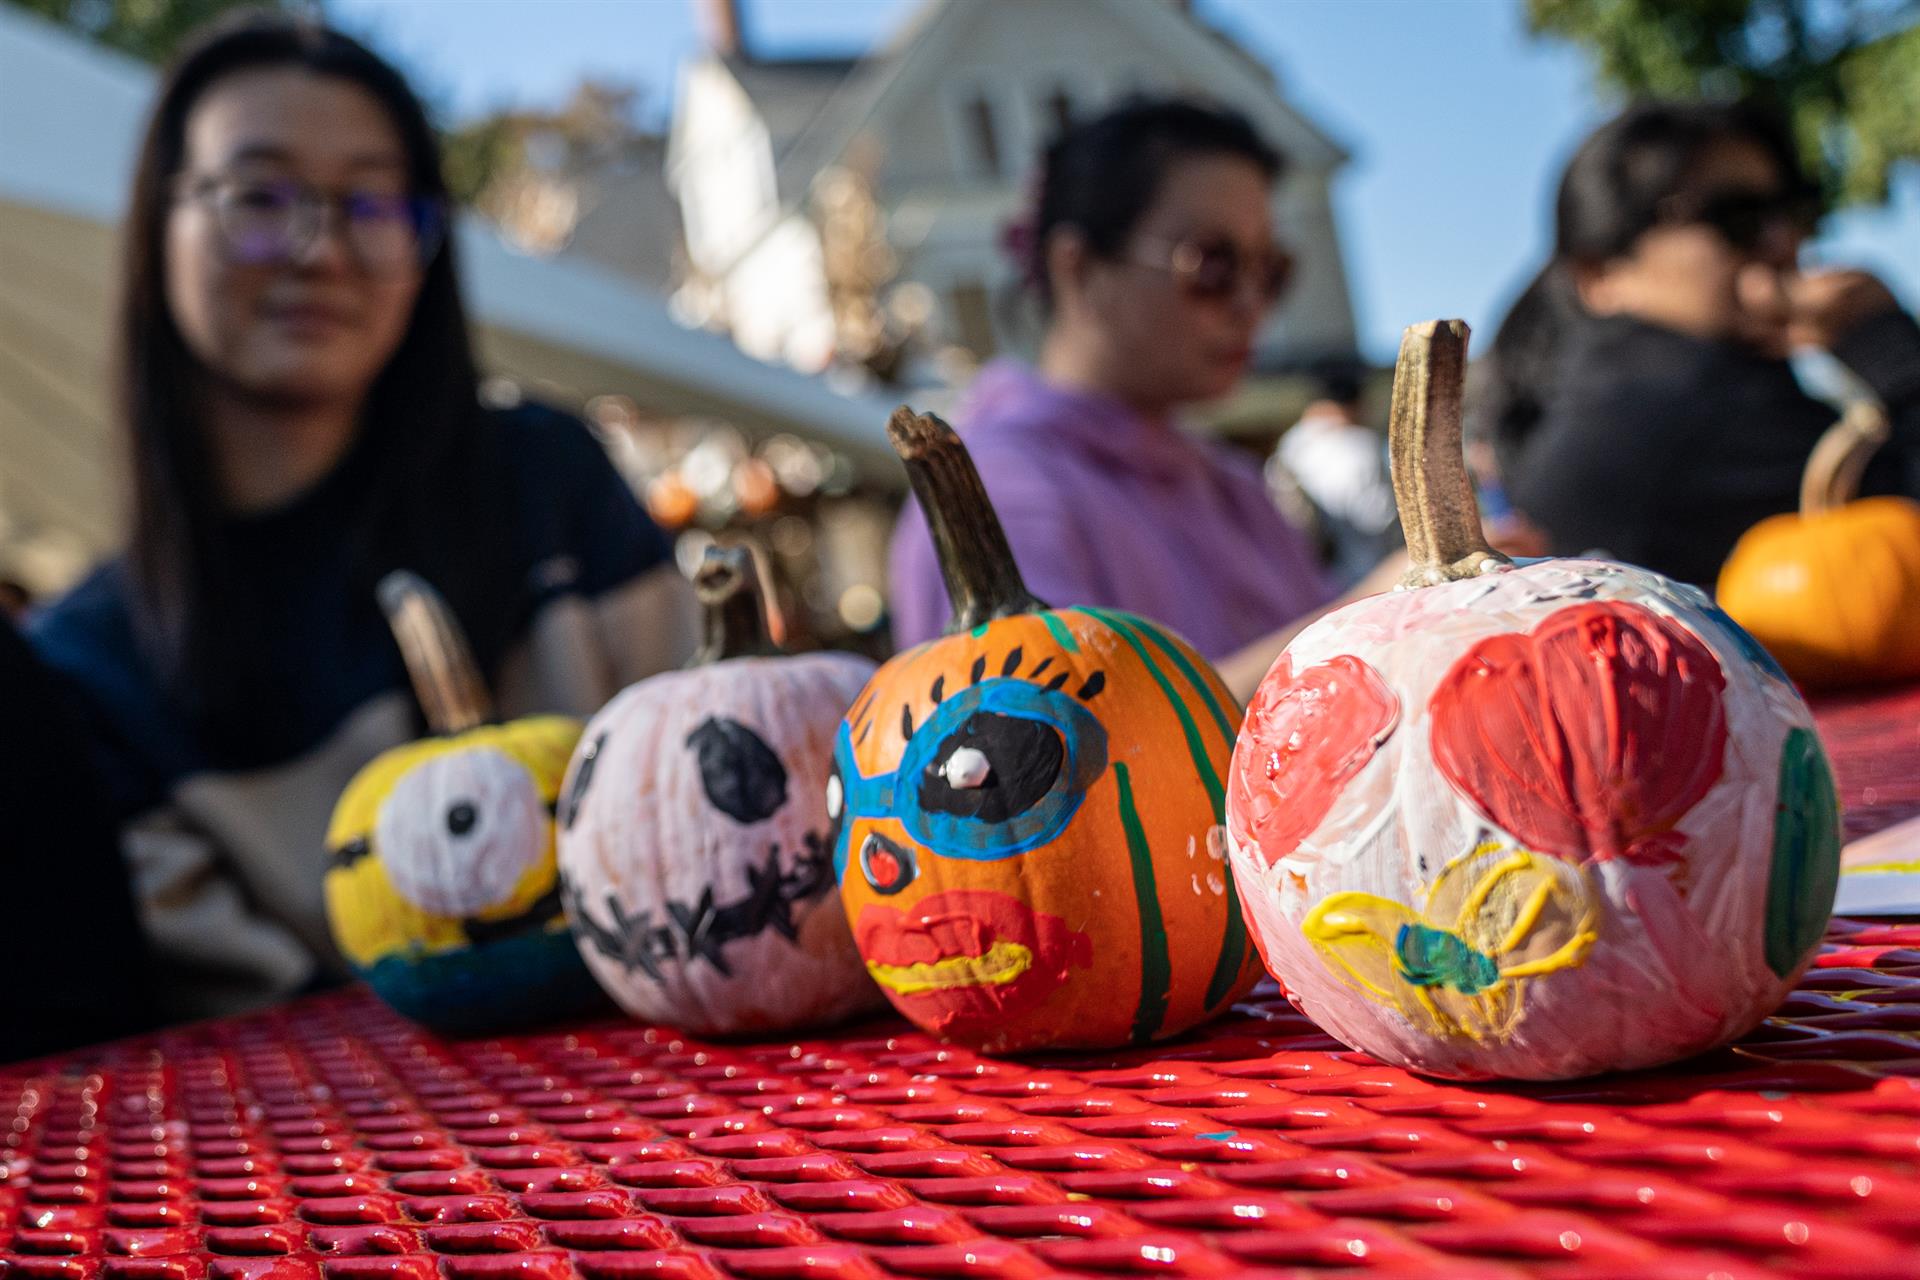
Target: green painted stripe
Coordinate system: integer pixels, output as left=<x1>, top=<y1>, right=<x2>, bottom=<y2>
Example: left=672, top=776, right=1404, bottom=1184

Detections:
left=1078, top=607, right=1247, bottom=1009
left=1075, top=609, right=1224, bottom=814
left=970, top=622, right=991, bottom=639
left=1116, top=762, right=1172, bottom=1044
left=1082, top=607, right=1236, bottom=744
left=1765, top=727, right=1841, bottom=978
left=1038, top=610, right=1080, bottom=653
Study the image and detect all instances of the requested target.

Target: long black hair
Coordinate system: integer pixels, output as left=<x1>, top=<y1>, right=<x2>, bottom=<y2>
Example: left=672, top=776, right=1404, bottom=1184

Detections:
left=1018, top=96, right=1284, bottom=307
left=122, top=11, right=508, bottom=757
left=1475, top=99, right=1813, bottom=475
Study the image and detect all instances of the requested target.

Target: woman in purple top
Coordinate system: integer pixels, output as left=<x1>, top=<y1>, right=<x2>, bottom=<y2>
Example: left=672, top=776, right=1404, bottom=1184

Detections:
left=890, top=98, right=1394, bottom=699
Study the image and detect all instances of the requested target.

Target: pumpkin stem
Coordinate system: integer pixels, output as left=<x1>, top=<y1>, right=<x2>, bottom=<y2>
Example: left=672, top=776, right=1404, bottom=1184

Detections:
left=1800, top=400, right=1891, bottom=516
left=1390, top=319, right=1511, bottom=588
left=690, top=545, right=783, bottom=665
left=377, top=570, right=494, bottom=735
left=888, top=405, right=1046, bottom=632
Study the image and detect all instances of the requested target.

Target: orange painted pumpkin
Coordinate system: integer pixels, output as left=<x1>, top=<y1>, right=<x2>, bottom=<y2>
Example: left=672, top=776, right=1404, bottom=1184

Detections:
left=830, top=409, right=1261, bottom=1054
left=1719, top=403, right=1920, bottom=688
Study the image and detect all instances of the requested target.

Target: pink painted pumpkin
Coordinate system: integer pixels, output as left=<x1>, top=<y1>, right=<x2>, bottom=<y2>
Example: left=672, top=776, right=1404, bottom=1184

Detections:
left=556, top=548, right=883, bottom=1034
left=1225, top=321, right=1841, bottom=1080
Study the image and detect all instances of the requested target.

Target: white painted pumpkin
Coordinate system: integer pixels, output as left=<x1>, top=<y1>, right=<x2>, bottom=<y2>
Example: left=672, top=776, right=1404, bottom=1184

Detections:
left=1224, top=322, right=1842, bottom=1081
left=557, top=548, right=884, bottom=1034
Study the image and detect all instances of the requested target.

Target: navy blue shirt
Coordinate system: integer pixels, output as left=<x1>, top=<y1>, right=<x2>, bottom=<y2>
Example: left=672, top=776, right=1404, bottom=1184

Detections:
left=32, top=403, right=672, bottom=816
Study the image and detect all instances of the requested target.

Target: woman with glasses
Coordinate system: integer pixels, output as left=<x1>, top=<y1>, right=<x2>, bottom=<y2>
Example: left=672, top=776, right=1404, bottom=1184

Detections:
left=27, top=15, right=696, bottom=1020
left=889, top=98, right=1395, bottom=701
left=1479, top=100, right=1920, bottom=587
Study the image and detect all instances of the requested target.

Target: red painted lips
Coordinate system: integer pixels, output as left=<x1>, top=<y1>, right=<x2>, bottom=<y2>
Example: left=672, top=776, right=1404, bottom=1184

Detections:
left=856, top=890, right=1092, bottom=1033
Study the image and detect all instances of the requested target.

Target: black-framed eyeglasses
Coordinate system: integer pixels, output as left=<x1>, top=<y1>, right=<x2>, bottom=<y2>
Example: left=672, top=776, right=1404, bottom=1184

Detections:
left=176, top=174, right=446, bottom=273
left=1659, top=186, right=1819, bottom=253
left=1124, top=235, right=1294, bottom=308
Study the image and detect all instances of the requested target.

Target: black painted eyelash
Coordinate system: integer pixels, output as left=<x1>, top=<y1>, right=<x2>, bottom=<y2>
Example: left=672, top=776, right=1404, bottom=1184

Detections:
left=859, top=646, right=1114, bottom=754
left=331, top=836, right=372, bottom=867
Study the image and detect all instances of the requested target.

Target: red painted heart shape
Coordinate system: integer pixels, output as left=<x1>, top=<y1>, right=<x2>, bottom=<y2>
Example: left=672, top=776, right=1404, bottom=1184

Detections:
left=1429, top=599, right=1728, bottom=865
left=1229, top=653, right=1399, bottom=868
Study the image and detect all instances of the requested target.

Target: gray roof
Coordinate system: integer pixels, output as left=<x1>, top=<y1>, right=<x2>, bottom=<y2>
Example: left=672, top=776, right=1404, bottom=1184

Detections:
left=722, top=54, right=859, bottom=185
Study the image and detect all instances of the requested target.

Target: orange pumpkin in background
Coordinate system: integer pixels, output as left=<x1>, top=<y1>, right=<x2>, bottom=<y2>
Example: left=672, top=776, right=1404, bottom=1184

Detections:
left=1719, top=402, right=1920, bottom=688
left=830, top=409, right=1261, bottom=1054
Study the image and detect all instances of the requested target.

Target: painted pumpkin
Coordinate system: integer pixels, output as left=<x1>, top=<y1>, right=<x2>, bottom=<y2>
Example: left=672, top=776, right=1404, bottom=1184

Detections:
left=1225, top=321, right=1842, bottom=1081
left=325, top=572, right=603, bottom=1034
left=1719, top=402, right=1920, bottom=688
left=557, top=546, right=882, bottom=1035
left=832, top=408, right=1261, bottom=1054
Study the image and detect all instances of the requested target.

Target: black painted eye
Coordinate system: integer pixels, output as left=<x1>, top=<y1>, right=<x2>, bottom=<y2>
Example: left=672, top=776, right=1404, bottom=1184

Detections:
left=917, top=712, right=1061, bottom=824
left=860, top=831, right=917, bottom=895
left=561, top=731, right=606, bottom=831
left=687, top=717, right=788, bottom=824
left=446, top=801, right=478, bottom=836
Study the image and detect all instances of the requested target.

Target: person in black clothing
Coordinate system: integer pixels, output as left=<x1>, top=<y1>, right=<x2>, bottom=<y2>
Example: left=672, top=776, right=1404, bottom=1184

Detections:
left=2, top=618, right=157, bottom=1062
left=1477, top=100, right=1920, bottom=588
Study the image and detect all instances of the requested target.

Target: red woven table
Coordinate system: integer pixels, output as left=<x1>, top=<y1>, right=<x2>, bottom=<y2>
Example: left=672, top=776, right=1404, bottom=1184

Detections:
left=7, top=688, right=1920, bottom=1280
left=1809, top=681, right=1920, bottom=840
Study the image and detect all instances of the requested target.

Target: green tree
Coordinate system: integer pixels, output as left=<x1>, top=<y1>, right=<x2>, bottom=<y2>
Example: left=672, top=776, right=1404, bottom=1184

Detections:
left=5, top=0, right=315, bottom=64
left=440, top=81, right=650, bottom=214
left=1528, top=0, right=1920, bottom=205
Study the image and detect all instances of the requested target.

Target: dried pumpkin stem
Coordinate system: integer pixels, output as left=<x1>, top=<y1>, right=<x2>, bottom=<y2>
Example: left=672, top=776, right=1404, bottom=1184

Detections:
left=377, top=570, right=494, bottom=735
left=1800, top=400, right=1891, bottom=517
left=690, top=544, right=783, bottom=665
left=1390, top=319, right=1511, bottom=588
left=888, top=405, right=1046, bottom=632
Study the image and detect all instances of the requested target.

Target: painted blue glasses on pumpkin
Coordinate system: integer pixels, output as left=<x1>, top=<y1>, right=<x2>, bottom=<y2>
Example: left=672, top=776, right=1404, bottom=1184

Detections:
left=829, top=678, right=1110, bottom=890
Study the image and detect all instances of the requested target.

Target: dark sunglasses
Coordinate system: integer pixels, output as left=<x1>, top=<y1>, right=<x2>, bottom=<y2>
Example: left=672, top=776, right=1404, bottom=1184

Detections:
left=1660, top=187, right=1818, bottom=252
left=1124, top=236, right=1295, bottom=307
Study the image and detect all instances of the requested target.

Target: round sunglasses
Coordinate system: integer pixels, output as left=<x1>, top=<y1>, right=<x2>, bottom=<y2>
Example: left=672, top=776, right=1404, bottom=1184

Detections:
left=1123, top=235, right=1295, bottom=307
left=177, top=173, right=445, bottom=274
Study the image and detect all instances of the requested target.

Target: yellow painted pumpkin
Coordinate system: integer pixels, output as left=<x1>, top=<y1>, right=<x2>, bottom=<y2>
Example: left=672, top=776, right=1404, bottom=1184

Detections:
left=1720, top=402, right=1920, bottom=688
left=830, top=409, right=1261, bottom=1054
left=324, top=572, right=603, bottom=1033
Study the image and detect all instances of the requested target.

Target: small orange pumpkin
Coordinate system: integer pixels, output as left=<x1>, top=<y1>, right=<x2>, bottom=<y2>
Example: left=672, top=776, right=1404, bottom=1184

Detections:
left=1719, top=403, right=1920, bottom=688
left=830, top=409, right=1261, bottom=1054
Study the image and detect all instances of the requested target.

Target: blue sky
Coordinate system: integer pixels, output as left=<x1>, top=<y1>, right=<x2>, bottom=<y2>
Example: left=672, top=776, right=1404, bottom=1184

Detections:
left=327, top=0, right=1919, bottom=363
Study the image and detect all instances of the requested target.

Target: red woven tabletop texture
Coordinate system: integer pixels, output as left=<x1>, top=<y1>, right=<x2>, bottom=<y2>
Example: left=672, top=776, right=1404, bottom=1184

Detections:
left=5, top=687, right=1919, bottom=1280
left=1810, top=681, right=1920, bottom=840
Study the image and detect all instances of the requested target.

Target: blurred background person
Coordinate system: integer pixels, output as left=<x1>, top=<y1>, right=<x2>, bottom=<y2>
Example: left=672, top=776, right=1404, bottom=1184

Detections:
left=1268, top=363, right=1399, bottom=589
left=889, top=98, right=1399, bottom=702
left=1, top=617, right=157, bottom=1061
left=1477, top=99, right=1920, bottom=587
left=27, top=14, right=697, bottom=1021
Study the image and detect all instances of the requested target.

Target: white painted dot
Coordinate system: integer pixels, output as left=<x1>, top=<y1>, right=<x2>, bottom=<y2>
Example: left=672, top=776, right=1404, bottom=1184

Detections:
left=825, top=775, right=843, bottom=819
left=940, top=746, right=991, bottom=790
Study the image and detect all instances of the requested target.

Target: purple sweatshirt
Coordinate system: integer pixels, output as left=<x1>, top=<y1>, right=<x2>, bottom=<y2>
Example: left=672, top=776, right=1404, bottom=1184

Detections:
left=888, top=359, right=1335, bottom=662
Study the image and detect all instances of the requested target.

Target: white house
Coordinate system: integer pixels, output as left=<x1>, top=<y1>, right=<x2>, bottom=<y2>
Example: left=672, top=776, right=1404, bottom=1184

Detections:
left=667, top=0, right=1359, bottom=376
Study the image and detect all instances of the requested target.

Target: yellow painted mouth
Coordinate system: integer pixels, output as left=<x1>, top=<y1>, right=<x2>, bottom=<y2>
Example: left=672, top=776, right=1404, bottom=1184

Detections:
left=867, top=941, right=1034, bottom=994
